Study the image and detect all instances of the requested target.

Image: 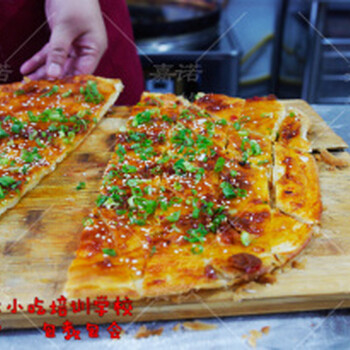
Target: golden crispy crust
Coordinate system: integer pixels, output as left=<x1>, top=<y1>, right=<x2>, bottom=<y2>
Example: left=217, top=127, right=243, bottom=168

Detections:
left=240, top=96, right=286, bottom=140
left=273, top=143, right=322, bottom=224
left=65, top=209, right=140, bottom=299
left=0, top=75, right=123, bottom=216
left=193, top=93, right=245, bottom=123
left=277, top=107, right=311, bottom=152
left=65, top=92, right=321, bottom=300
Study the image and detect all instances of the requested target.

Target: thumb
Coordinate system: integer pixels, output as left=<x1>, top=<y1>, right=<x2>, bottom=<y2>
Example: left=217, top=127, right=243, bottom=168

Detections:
left=46, top=26, right=72, bottom=79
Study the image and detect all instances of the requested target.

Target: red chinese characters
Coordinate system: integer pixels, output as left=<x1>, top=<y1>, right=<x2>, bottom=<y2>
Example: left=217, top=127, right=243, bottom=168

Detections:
left=27, top=297, right=46, bottom=315
left=62, top=320, right=81, bottom=340
left=43, top=323, right=56, bottom=338
left=107, top=321, right=123, bottom=339
left=3, top=296, right=131, bottom=340
left=93, top=296, right=109, bottom=317
left=70, top=298, right=91, bottom=315
left=113, top=296, right=133, bottom=316
left=86, top=323, right=100, bottom=338
left=50, top=295, right=68, bottom=317
left=7, top=298, right=23, bottom=314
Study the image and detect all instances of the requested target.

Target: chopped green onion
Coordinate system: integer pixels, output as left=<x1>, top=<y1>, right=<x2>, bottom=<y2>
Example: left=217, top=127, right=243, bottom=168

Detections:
left=192, top=207, right=200, bottom=219
left=215, top=119, right=227, bottom=125
left=21, top=147, right=42, bottom=163
left=80, top=80, right=104, bottom=104
left=0, top=176, right=17, bottom=187
left=184, top=224, right=208, bottom=244
left=40, top=85, right=59, bottom=98
left=14, top=89, right=26, bottom=96
left=132, top=110, right=154, bottom=127
left=0, top=158, right=9, bottom=165
left=102, top=248, right=117, bottom=257
left=122, top=164, right=137, bottom=173
left=28, top=111, right=39, bottom=122
left=11, top=120, right=25, bottom=134
left=76, top=181, right=86, bottom=190
left=83, top=217, right=94, bottom=227
left=220, top=182, right=247, bottom=199
left=240, top=231, right=253, bottom=246
left=257, top=159, right=269, bottom=165
left=62, top=89, right=72, bottom=98
left=96, top=194, right=108, bottom=207
left=233, top=122, right=240, bottom=130
left=238, top=130, right=249, bottom=137
left=0, top=127, right=9, bottom=139
left=150, top=245, right=157, bottom=256
left=166, top=211, right=181, bottom=222
left=191, top=244, right=204, bottom=254
left=214, top=157, right=225, bottom=173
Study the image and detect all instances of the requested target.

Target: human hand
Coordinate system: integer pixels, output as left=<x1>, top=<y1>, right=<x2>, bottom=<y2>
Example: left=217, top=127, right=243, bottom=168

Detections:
left=20, top=0, right=107, bottom=80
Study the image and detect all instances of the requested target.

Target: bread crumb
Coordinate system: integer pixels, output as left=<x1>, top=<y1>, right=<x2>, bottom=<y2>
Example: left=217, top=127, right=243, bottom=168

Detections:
left=291, top=259, right=306, bottom=269
left=242, top=326, right=270, bottom=348
left=182, top=320, right=217, bottom=331
left=243, top=329, right=262, bottom=348
left=172, top=323, right=181, bottom=332
left=261, top=326, right=270, bottom=334
left=328, top=165, right=337, bottom=171
left=257, top=273, right=276, bottom=284
left=134, top=325, right=164, bottom=339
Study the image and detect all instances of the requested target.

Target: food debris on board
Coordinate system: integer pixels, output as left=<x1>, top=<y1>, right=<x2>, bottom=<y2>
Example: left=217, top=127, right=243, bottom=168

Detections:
left=172, top=323, right=181, bottom=332
left=182, top=320, right=218, bottom=331
left=134, top=320, right=218, bottom=339
left=261, top=326, right=270, bottom=335
left=319, top=149, right=349, bottom=169
left=291, top=259, right=307, bottom=270
left=242, top=326, right=271, bottom=348
left=134, top=325, right=164, bottom=339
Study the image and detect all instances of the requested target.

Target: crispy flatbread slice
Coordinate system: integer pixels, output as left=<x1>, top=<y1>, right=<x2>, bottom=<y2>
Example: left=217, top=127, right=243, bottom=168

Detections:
left=193, top=93, right=245, bottom=123
left=65, top=209, right=140, bottom=299
left=0, top=75, right=123, bottom=216
left=240, top=96, right=286, bottom=140
left=141, top=209, right=312, bottom=297
left=277, top=107, right=311, bottom=152
left=273, top=143, right=322, bottom=224
left=207, top=209, right=312, bottom=283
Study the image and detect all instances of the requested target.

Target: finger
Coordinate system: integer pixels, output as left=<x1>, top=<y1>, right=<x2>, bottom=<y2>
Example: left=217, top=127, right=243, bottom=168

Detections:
left=61, top=48, right=78, bottom=77
left=20, top=44, right=49, bottom=75
left=71, top=45, right=101, bottom=75
left=62, top=56, right=77, bottom=77
left=26, top=65, right=48, bottom=81
left=70, top=33, right=106, bottom=75
left=46, top=25, right=73, bottom=80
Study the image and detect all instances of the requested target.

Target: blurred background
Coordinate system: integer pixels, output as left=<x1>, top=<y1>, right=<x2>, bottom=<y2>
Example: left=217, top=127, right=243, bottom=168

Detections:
left=127, top=0, right=350, bottom=103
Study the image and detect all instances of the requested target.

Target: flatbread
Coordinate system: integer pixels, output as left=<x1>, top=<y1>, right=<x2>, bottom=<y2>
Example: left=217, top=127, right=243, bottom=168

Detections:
left=65, top=92, right=321, bottom=300
left=0, top=75, right=123, bottom=216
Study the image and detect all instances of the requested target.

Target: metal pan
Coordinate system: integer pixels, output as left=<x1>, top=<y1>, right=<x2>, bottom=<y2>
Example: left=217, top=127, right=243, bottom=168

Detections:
left=128, top=0, right=222, bottom=40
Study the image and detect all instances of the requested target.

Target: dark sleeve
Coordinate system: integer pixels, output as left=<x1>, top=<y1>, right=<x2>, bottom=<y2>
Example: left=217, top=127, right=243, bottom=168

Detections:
left=95, top=0, right=144, bottom=105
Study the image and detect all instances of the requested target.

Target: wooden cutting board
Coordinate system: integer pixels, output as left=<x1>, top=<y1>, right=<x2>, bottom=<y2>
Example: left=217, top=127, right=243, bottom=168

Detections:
left=0, top=101, right=349, bottom=330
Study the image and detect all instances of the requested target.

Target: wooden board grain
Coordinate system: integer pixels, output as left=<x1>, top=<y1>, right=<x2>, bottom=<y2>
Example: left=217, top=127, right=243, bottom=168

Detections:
left=0, top=101, right=349, bottom=330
